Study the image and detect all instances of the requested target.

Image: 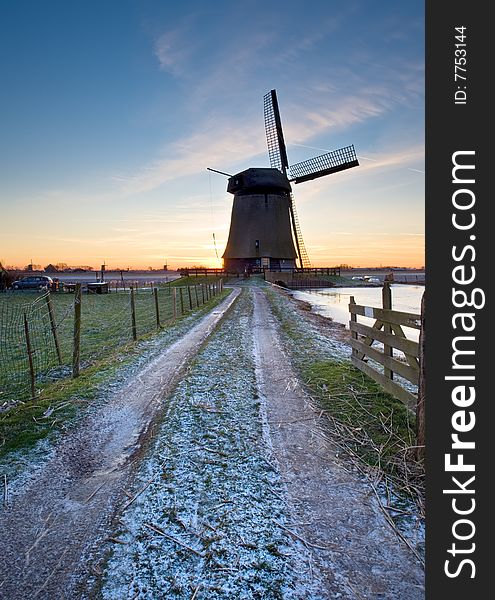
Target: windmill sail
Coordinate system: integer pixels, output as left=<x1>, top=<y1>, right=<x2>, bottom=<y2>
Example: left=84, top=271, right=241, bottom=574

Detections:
left=289, top=145, right=359, bottom=184
left=264, top=90, right=310, bottom=267
left=263, top=90, right=289, bottom=172
left=260, top=89, right=359, bottom=270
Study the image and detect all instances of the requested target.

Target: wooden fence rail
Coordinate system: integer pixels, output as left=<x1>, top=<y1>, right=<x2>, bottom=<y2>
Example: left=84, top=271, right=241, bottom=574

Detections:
left=349, top=282, right=425, bottom=457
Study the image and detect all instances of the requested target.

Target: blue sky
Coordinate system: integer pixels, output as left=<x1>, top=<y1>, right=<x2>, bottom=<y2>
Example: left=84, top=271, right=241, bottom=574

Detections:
left=0, top=0, right=424, bottom=268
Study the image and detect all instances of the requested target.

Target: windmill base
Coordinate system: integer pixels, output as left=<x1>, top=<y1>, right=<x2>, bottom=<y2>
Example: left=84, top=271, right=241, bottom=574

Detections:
left=223, top=257, right=296, bottom=274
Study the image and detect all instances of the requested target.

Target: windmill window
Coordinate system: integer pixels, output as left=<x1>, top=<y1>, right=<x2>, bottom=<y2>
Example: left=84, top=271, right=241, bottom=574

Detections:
left=255, top=240, right=260, bottom=249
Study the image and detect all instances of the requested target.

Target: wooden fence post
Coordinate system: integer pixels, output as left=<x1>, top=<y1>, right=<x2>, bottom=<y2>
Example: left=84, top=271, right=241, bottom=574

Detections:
left=382, top=282, right=393, bottom=379
left=72, top=283, right=82, bottom=378
left=416, top=292, right=425, bottom=461
left=349, top=296, right=357, bottom=357
left=153, top=287, right=161, bottom=329
left=194, top=285, right=199, bottom=308
left=45, top=293, right=62, bottom=364
left=201, top=284, right=205, bottom=304
left=23, top=313, right=36, bottom=399
left=187, top=286, right=193, bottom=310
left=173, top=287, right=177, bottom=319
left=130, top=286, right=137, bottom=341
left=179, top=287, right=184, bottom=314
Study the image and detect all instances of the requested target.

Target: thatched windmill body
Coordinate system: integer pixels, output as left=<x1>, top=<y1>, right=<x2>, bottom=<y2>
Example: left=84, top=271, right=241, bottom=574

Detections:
left=219, top=90, right=359, bottom=272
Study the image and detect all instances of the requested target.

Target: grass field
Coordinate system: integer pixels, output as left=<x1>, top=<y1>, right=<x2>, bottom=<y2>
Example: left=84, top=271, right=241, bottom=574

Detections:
left=0, top=283, right=223, bottom=407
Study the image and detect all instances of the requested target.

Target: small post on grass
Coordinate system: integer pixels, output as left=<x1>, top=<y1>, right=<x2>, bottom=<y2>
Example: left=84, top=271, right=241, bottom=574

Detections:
left=130, top=286, right=137, bottom=341
left=179, top=287, right=184, bottom=314
left=194, top=285, right=199, bottom=308
left=153, top=287, right=161, bottom=329
left=382, top=281, right=393, bottom=379
left=201, top=284, right=205, bottom=304
left=72, top=283, right=82, bottom=378
left=416, top=292, right=426, bottom=461
left=45, top=292, right=62, bottom=364
left=23, top=313, right=36, bottom=399
left=187, top=285, right=193, bottom=310
left=173, top=287, right=177, bottom=319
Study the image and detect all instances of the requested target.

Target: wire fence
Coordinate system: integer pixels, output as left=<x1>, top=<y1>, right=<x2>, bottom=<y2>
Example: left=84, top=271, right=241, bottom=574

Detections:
left=0, top=281, right=224, bottom=408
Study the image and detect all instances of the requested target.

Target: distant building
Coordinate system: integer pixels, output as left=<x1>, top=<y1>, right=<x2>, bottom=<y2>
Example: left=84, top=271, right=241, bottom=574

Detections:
left=44, top=264, right=59, bottom=273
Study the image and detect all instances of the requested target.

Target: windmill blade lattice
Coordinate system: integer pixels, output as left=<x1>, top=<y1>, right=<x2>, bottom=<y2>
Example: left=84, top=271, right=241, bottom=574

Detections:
left=289, top=145, right=359, bottom=184
left=289, top=193, right=311, bottom=268
left=263, top=90, right=289, bottom=172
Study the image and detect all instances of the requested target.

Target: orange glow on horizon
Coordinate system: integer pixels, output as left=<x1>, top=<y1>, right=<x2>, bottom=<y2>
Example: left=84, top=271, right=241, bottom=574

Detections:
left=1, top=254, right=425, bottom=271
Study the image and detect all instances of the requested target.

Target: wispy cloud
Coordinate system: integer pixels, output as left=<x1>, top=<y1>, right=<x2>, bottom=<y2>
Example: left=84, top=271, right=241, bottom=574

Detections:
left=153, top=29, right=192, bottom=75
left=112, top=117, right=266, bottom=194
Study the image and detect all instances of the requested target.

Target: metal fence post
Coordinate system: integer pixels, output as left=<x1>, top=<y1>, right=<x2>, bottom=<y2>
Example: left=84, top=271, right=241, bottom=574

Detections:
left=72, top=283, right=82, bottom=378
left=173, top=287, right=177, bottom=319
left=187, top=286, right=193, bottom=310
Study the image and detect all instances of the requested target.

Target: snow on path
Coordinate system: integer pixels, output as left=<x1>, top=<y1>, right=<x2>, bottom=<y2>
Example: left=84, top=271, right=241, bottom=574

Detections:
left=98, top=289, right=321, bottom=599
left=0, top=284, right=424, bottom=599
left=100, top=286, right=423, bottom=599
left=0, top=289, right=240, bottom=600
left=252, top=287, right=424, bottom=598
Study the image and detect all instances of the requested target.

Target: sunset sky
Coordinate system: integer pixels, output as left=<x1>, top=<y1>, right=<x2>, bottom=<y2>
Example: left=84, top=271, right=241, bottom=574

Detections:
left=0, top=0, right=424, bottom=269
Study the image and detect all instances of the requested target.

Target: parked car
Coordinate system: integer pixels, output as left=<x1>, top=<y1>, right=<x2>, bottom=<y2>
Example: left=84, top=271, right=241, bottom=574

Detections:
left=12, top=276, right=53, bottom=290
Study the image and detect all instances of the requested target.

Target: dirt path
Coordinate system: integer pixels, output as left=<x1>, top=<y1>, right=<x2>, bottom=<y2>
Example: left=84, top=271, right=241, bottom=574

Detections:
left=0, top=289, right=240, bottom=599
left=252, top=287, right=424, bottom=598
left=0, top=284, right=424, bottom=599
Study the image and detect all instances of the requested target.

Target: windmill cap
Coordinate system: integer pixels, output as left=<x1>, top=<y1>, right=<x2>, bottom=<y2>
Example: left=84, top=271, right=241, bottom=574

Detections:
left=227, top=168, right=291, bottom=195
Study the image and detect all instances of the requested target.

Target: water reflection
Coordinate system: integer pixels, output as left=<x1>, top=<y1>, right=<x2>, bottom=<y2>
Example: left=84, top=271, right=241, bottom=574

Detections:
left=292, top=284, right=425, bottom=342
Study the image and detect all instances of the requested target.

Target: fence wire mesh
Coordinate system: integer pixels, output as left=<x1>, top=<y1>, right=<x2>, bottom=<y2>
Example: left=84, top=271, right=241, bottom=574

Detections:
left=0, top=282, right=223, bottom=408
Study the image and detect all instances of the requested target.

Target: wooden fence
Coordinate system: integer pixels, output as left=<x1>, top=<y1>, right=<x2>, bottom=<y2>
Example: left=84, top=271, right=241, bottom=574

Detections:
left=349, top=282, right=425, bottom=456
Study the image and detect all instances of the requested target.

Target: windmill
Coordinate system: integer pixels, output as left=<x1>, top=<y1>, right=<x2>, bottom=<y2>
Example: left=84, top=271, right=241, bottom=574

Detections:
left=217, top=89, right=359, bottom=272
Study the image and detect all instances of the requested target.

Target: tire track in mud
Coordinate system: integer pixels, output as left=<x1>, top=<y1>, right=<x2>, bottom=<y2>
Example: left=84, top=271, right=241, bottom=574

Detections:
left=0, top=289, right=240, bottom=600
left=252, top=287, right=424, bottom=598
left=96, top=288, right=322, bottom=600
